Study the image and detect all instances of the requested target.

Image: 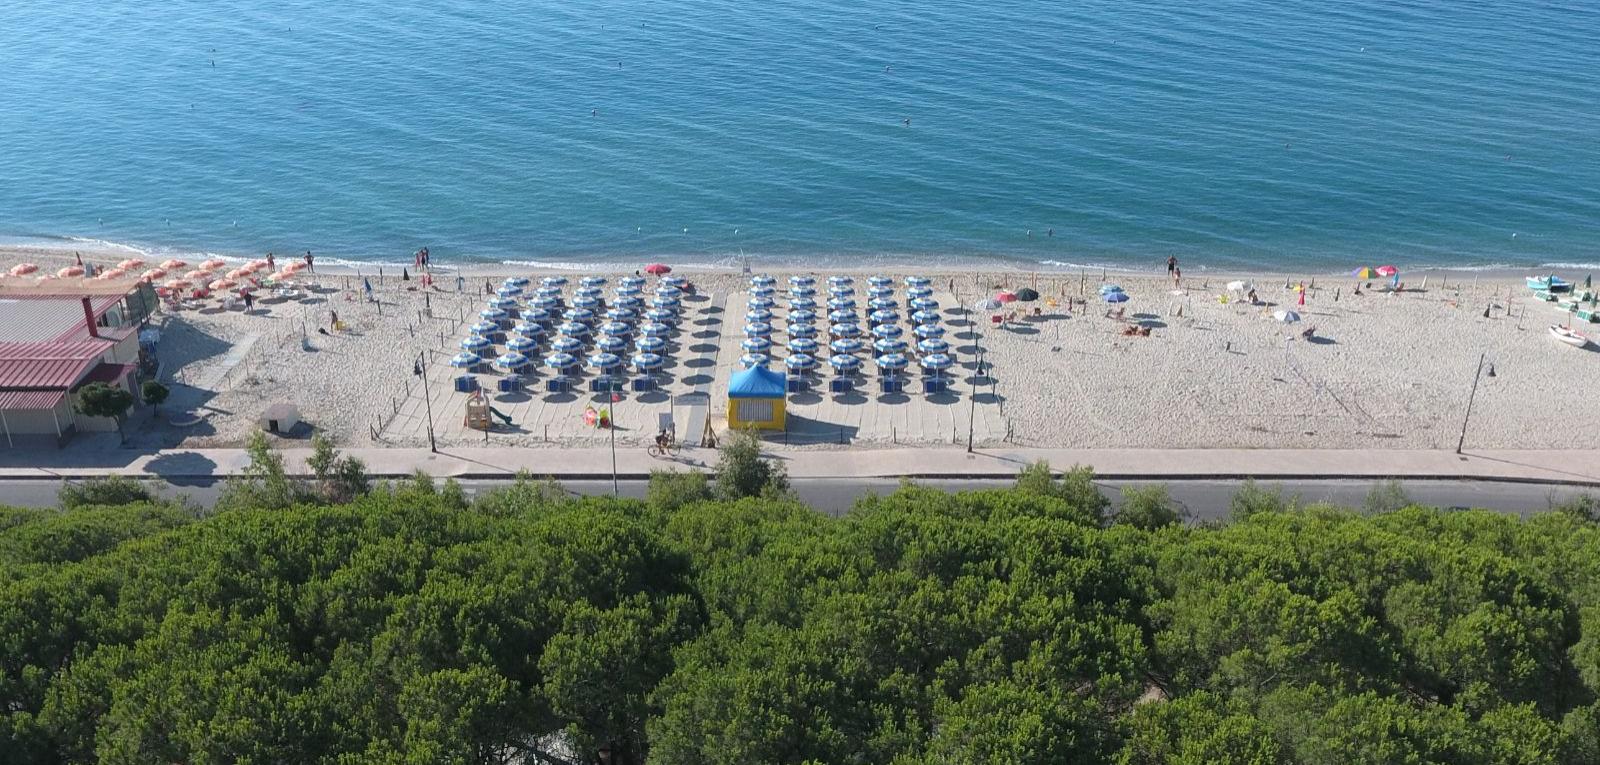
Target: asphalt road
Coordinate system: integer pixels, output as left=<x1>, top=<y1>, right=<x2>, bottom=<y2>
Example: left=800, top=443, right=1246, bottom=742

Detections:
left=14, top=477, right=1593, bottom=518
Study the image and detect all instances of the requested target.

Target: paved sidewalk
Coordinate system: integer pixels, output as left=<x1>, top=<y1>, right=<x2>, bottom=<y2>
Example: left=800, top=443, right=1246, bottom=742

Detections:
left=1, top=446, right=1597, bottom=486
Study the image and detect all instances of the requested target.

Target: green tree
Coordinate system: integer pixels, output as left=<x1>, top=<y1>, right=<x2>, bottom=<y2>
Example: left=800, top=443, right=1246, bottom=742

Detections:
left=714, top=430, right=788, bottom=499
left=1229, top=480, right=1294, bottom=521
left=215, top=430, right=312, bottom=511
left=1116, top=484, right=1184, bottom=530
left=57, top=476, right=155, bottom=509
left=646, top=469, right=712, bottom=511
left=74, top=381, right=135, bottom=440
left=139, top=380, right=169, bottom=415
left=1013, top=461, right=1110, bottom=525
left=1363, top=479, right=1412, bottom=514
left=306, top=433, right=369, bottom=504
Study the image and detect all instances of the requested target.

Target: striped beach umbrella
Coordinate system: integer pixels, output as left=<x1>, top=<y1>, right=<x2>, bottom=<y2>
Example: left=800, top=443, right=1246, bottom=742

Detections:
left=830, top=337, right=864, bottom=354
left=580, top=276, right=607, bottom=287
left=644, top=308, right=676, bottom=324
left=787, top=323, right=818, bottom=338
left=552, top=337, right=584, bottom=353
left=741, top=336, right=773, bottom=352
left=874, top=337, right=908, bottom=355
left=654, top=284, right=680, bottom=298
left=831, top=322, right=862, bottom=338
left=750, top=285, right=776, bottom=298
left=558, top=321, right=590, bottom=336
left=521, top=307, right=554, bottom=323
left=615, top=295, right=644, bottom=309
left=575, top=286, right=603, bottom=299
left=751, top=274, right=777, bottom=287
left=650, top=295, right=680, bottom=310
left=907, top=286, right=934, bottom=299
left=450, top=351, right=482, bottom=367
left=595, top=336, right=628, bottom=353
left=790, top=285, right=817, bottom=298
left=638, top=322, right=671, bottom=337
left=536, top=286, right=563, bottom=299
left=633, top=352, right=664, bottom=371
left=541, top=276, right=568, bottom=287
left=871, top=323, right=904, bottom=339
left=869, top=297, right=899, bottom=310
left=905, top=276, right=931, bottom=288
left=914, top=324, right=946, bottom=340
left=487, top=297, right=518, bottom=310
left=746, top=308, right=774, bottom=324
left=876, top=353, right=909, bottom=371
left=828, top=275, right=854, bottom=286
left=496, top=284, right=523, bottom=298
left=829, top=309, right=856, bottom=323
left=867, top=275, right=892, bottom=287
left=911, top=297, right=939, bottom=311
left=748, top=296, right=775, bottom=309
left=479, top=306, right=509, bottom=322
left=788, top=309, right=817, bottom=324
left=494, top=352, right=530, bottom=370
left=599, top=321, right=631, bottom=337
left=920, top=353, right=954, bottom=372
left=615, top=284, right=642, bottom=297
left=912, top=310, right=942, bottom=325
left=620, top=275, right=647, bottom=287
left=469, top=321, right=500, bottom=336
left=828, top=285, right=855, bottom=297
left=740, top=353, right=770, bottom=368
left=828, top=354, right=861, bottom=372
left=869, top=309, right=899, bottom=325
left=507, top=336, right=540, bottom=353
left=587, top=352, right=622, bottom=370
left=635, top=336, right=666, bottom=353
left=572, top=295, right=600, bottom=310
left=564, top=307, right=596, bottom=323
left=504, top=276, right=531, bottom=287
left=828, top=297, right=857, bottom=311
left=662, top=274, right=687, bottom=287
left=743, top=322, right=773, bottom=337
left=918, top=338, right=950, bottom=354
left=605, top=307, right=636, bottom=322
left=544, top=352, right=578, bottom=370
left=785, top=353, right=816, bottom=371
left=787, top=337, right=819, bottom=354
left=789, top=297, right=817, bottom=310
left=789, top=275, right=815, bottom=287
left=531, top=296, right=560, bottom=309
left=868, top=285, right=894, bottom=298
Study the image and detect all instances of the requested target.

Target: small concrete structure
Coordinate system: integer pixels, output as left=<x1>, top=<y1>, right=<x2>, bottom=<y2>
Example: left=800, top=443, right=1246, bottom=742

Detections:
left=260, top=402, right=301, bottom=434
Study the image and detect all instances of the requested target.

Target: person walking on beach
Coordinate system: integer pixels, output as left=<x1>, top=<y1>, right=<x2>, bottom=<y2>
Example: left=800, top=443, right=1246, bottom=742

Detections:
left=304, top=251, right=314, bottom=272
left=1173, top=265, right=1182, bottom=287
left=242, top=291, right=255, bottom=312
left=421, top=247, right=430, bottom=269
left=1166, top=256, right=1177, bottom=279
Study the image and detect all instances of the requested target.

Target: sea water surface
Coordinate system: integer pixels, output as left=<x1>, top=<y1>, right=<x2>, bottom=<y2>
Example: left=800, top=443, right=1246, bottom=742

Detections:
left=2, top=0, right=1598, bottom=271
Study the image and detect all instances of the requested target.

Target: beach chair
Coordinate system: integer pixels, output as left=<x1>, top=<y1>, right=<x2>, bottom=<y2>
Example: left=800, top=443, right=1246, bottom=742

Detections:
left=880, top=376, right=904, bottom=394
left=829, top=377, right=854, bottom=394
left=454, top=375, right=479, bottom=393
left=496, top=376, right=523, bottom=394
left=631, top=376, right=656, bottom=392
left=787, top=375, right=810, bottom=393
left=545, top=377, right=570, bottom=393
left=922, top=377, right=949, bottom=394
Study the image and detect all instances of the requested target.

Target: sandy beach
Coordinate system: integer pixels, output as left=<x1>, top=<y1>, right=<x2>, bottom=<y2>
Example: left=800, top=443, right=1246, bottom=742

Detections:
left=4, top=243, right=1595, bottom=453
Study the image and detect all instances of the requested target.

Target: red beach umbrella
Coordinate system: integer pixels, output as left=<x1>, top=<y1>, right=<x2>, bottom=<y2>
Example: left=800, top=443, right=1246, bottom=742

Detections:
left=1375, top=265, right=1398, bottom=277
left=57, top=266, right=85, bottom=278
left=996, top=291, right=1018, bottom=304
left=644, top=263, right=672, bottom=275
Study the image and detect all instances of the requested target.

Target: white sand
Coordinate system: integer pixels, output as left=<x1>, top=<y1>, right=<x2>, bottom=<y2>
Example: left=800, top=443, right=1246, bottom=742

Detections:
left=5, top=244, right=1594, bottom=451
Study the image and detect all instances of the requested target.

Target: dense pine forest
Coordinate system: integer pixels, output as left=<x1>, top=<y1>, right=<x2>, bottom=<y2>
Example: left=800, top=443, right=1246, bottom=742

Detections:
left=5, top=435, right=1600, bottom=764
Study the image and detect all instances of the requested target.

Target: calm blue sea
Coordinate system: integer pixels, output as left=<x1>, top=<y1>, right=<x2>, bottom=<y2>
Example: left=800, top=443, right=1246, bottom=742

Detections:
left=3, top=0, right=1598, bottom=272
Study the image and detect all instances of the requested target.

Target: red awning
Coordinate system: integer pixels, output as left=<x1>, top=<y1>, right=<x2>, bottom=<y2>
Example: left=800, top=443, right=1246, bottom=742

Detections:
left=0, top=390, right=66, bottom=410
left=79, top=362, right=135, bottom=386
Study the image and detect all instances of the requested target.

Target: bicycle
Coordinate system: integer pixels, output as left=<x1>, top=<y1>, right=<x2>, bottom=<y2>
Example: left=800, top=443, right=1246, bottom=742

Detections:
left=648, top=435, right=682, bottom=458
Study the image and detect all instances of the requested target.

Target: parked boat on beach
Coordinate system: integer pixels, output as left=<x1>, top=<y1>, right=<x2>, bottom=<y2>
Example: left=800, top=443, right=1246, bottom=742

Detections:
left=1528, top=275, right=1573, bottom=293
left=1550, top=324, right=1590, bottom=348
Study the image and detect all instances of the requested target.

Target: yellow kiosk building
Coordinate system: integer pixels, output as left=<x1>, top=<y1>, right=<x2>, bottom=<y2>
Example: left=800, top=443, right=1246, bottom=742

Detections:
left=726, top=365, right=787, bottom=430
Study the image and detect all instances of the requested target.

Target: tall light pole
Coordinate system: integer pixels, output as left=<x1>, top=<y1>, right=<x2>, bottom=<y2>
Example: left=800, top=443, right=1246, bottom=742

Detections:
left=609, top=389, right=620, bottom=497
left=416, top=350, right=437, bottom=452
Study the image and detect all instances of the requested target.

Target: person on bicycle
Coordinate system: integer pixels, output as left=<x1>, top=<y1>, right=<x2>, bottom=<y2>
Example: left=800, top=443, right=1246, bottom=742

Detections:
left=655, top=429, right=671, bottom=451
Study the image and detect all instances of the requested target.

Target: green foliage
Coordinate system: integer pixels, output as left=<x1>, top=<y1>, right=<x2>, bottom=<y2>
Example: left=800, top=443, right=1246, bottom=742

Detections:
left=1229, top=479, right=1294, bottom=521
left=714, top=430, right=789, bottom=499
left=73, top=381, right=134, bottom=421
left=215, top=430, right=314, bottom=512
left=646, top=469, right=713, bottom=511
left=57, top=476, right=154, bottom=509
left=1013, top=461, right=1110, bottom=525
left=1116, top=484, right=1184, bottom=530
left=306, top=433, right=369, bottom=504
left=1363, top=479, right=1413, bottom=514
left=139, top=379, right=169, bottom=410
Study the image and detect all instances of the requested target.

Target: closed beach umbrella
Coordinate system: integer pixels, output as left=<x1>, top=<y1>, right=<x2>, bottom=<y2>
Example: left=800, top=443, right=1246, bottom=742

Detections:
left=751, top=274, right=777, bottom=287
left=541, top=276, right=568, bottom=287
left=912, top=310, right=942, bottom=325
left=558, top=321, right=590, bottom=336
left=450, top=352, right=481, bottom=368
left=746, top=308, right=774, bottom=324
left=869, top=297, right=899, bottom=310
left=552, top=337, right=584, bottom=353
left=788, top=309, right=817, bottom=324
left=867, top=276, right=893, bottom=287
left=644, top=308, right=675, bottom=323
left=918, top=337, right=950, bottom=354
left=877, top=353, right=909, bottom=371
left=789, top=275, right=815, bottom=287
left=741, top=336, right=773, bottom=352
left=507, top=336, right=540, bottom=353
left=521, top=307, right=554, bottom=323
left=921, top=353, right=955, bottom=372
left=544, top=352, right=577, bottom=370
left=495, top=352, right=529, bottom=370
left=620, top=275, right=646, bottom=287
left=633, top=352, right=663, bottom=370
left=748, top=296, right=775, bottom=309
left=831, top=322, right=862, bottom=338
left=750, top=285, right=776, bottom=297
left=587, top=352, right=622, bottom=370
left=496, top=284, right=523, bottom=298
left=828, top=297, right=857, bottom=311
left=596, top=336, right=628, bottom=353
left=905, top=276, right=931, bottom=288
left=461, top=335, right=493, bottom=351
left=635, top=335, right=666, bottom=352
left=605, top=307, right=635, bottom=322
left=788, top=323, right=818, bottom=338
left=469, top=321, right=500, bottom=336
left=915, top=325, right=946, bottom=340
left=1016, top=288, right=1040, bottom=302
left=869, top=285, right=895, bottom=298
left=744, top=322, right=772, bottom=337
left=487, top=296, right=518, bottom=310
left=787, top=337, right=819, bottom=354
left=740, top=353, right=770, bottom=368
left=639, top=322, right=671, bottom=337
left=513, top=321, right=545, bottom=338
left=874, top=337, right=908, bottom=355
left=829, top=285, right=855, bottom=297
left=599, top=321, right=631, bottom=337
left=1273, top=309, right=1302, bottom=323
left=572, top=295, right=600, bottom=310
left=644, top=263, right=671, bottom=275
left=564, top=307, right=596, bottom=323
left=580, top=276, right=607, bottom=287
left=1104, top=292, right=1130, bottom=304
left=789, top=296, right=817, bottom=310
left=831, top=337, right=864, bottom=354
left=829, top=354, right=861, bottom=373
left=869, top=309, right=900, bottom=325
left=57, top=266, right=84, bottom=278
left=872, top=323, right=904, bottom=339
left=615, top=284, right=642, bottom=297
left=575, top=286, right=603, bottom=299
left=785, top=353, right=816, bottom=372
left=650, top=295, right=681, bottom=310
left=791, top=285, right=817, bottom=298
left=907, top=286, right=934, bottom=299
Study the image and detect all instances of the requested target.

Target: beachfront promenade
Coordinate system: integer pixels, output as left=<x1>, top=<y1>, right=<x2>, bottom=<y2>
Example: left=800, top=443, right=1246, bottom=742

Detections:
left=2, top=444, right=1596, bottom=485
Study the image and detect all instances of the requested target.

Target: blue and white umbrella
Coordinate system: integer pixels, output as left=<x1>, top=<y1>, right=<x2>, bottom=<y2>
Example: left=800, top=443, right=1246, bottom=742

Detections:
left=830, top=337, right=864, bottom=354
left=588, top=352, right=622, bottom=370
left=645, top=308, right=676, bottom=323
left=789, top=297, right=817, bottom=310
left=740, top=353, right=769, bottom=368
left=650, top=295, right=681, bottom=310
left=654, top=284, right=680, bottom=298
left=914, top=324, right=946, bottom=340
left=788, top=309, right=817, bottom=325
left=521, top=307, right=554, bottom=323
left=496, top=285, right=523, bottom=298
left=831, top=322, right=862, bottom=338
left=599, top=321, right=631, bottom=337
left=552, top=336, right=584, bottom=353
left=480, top=307, right=509, bottom=322
left=789, top=275, right=815, bottom=287
left=828, top=275, right=854, bottom=286
left=742, top=336, right=773, bottom=352
left=504, top=276, right=531, bottom=288
left=744, top=322, right=773, bottom=337
left=470, top=321, right=500, bottom=336
left=920, top=353, right=954, bottom=372
left=869, top=297, right=899, bottom=310
left=536, top=286, right=564, bottom=298
left=544, top=352, right=577, bottom=370
left=828, top=285, right=855, bottom=297
left=748, top=296, right=775, bottom=310
left=564, top=307, right=596, bottom=323
left=615, top=295, right=644, bottom=309
left=872, top=323, right=904, bottom=339
left=635, top=335, right=667, bottom=352
left=785, top=353, right=816, bottom=371
left=638, top=322, right=672, bottom=337
left=874, top=337, right=908, bottom=355
left=1104, top=291, right=1130, bottom=304
left=450, top=351, right=482, bottom=367
left=790, top=285, right=816, bottom=298
left=911, top=297, right=940, bottom=311
left=662, top=275, right=688, bottom=287
left=596, top=336, right=628, bottom=353
left=867, top=275, right=893, bottom=287
left=580, top=276, right=607, bottom=287
left=828, top=297, right=857, bottom=311
left=828, top=354, right=861, bottom=372
left=461, top=335, right=492, bottom=351
left=633, top=352, right=663, bottom=370
left=620, top=275, right=647, bottom=287
left=1099, top=283, right=1124, bottom=295
left=572, top=295, right=601, bottom=310
left=751, top=274, right=777, bottom=287
left=876, top=353, right=909, bottom=371
left=605, top=307, right=636, bottom=322
left=507, top=336, right=540, bottom=353
left=487, top=296, right=519, bottom=310
left=495, top=352, right=530, bottom=370
left=615, top=284, right=642, bottom=297
left=907, top=285, right=934, bottom=299
left=905, top=276, right=931, bottom=288
left=869, top=309, right=900, bottom=325
left=912, top=310, right=942, bottom=326
left=829, top=309, right=856, bottom=323
left=788, top=323, right=818, bottom=338
left=531, top=296, right=561, bottom=309
left=917, top=337, right=950, bottom=354
left=575, top=286, right=603, bottom=299
left=558, top=321, right=590, bottom=336
left=868, top=285, right=895, bottom=298
left=787, top=337, right=819, bottom=354
left=746, top=308, right=774, bottom=324
left=750, top=285, right=776, bottom=298
left=541, top=276, right=568, bottom=288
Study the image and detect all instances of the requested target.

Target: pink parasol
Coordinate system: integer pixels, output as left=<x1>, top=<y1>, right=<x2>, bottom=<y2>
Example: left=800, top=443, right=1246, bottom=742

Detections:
left=1375, top=265, right=1398, bottom=277
left=57, top=266, right=85, bottom=278
left=97, top=268, right=129, bottom=280
left=117, top=258, right=146, bottom=270
left=201, top=258, right=227, bottom=270
left=183, top=269, right=211, bottom=281
left=209, top=278, right=238, bottom=291
left=163, top=278, right=192, bottom=290
left=10, top=263, right=39, bottom=276
left=160, top=258, right=187, bottom=270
